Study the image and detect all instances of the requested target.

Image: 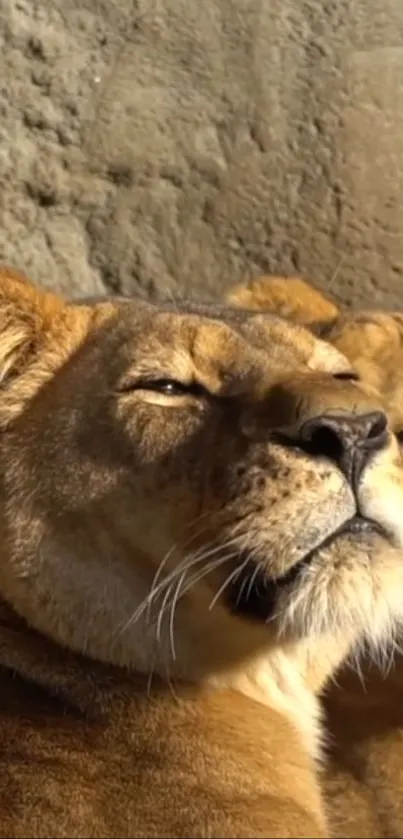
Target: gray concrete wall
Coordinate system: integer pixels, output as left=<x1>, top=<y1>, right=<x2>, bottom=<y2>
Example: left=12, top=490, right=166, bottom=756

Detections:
left=1, top=0, right=403, bottom=308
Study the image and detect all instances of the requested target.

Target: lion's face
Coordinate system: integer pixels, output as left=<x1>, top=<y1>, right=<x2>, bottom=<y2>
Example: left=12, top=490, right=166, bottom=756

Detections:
left=322, top=311, right=403, bottom=434
left=0, top=274, right=403, bottom=686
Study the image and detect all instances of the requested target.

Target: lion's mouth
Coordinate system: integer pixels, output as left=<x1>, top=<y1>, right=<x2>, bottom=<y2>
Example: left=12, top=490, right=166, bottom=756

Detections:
left=226, top=516, right=387, bottom=623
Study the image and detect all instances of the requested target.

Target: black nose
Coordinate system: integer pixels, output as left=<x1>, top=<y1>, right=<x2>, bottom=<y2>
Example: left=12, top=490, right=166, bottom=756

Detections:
left=298, top=411, right=388, bottom=488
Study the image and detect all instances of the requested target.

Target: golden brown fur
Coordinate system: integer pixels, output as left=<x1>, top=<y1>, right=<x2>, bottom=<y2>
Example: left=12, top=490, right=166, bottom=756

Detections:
left=229, top=274, right=403, bottom=838
left=226, top=275, right=339, bottom=327
left=323, top=310, right=403, bottom=838
left=1, top=270, right=403, bottom=836
left=0, top=600, right=325, bottom=838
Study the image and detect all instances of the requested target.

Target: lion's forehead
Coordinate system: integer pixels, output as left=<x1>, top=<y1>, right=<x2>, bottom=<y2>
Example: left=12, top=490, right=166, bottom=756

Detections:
left=113, top=304, right=348, bottom=388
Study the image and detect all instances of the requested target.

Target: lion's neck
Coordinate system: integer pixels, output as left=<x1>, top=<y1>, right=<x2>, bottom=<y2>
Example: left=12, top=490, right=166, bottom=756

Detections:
left=207, top=650, right=321, bottom=760
left=207, top=634, right=351, bottom=762
left=0, top=596, right=339, bottom=764
left=0, top=528, right=351, bottom=765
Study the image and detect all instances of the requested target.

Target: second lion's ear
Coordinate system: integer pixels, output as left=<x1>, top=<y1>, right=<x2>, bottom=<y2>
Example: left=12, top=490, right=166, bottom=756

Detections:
left=226, top=275, right=340, bottom=329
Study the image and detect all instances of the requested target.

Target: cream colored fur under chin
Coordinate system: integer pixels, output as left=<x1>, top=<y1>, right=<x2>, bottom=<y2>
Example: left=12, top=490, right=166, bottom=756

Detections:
left=211, top=646, right=326, bottom=760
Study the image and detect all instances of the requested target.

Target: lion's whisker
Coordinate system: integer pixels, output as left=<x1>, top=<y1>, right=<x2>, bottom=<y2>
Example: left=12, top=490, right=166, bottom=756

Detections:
left=146, top=509, right=219, bottom=622
left=174, top=551, right=242, bottom=608
left=156, top=581, right=175, bottom=648
left=117, top=548, right=213, bottom=638
left=245, top=560, right=262, bottom=602
left=155, top=549, right=237, bottom=648
left=122, top=537, right=244, bottom=636
left=208, top=556, right=251, bottom=612
left=162, top=554, right=238, bottom=641
left=161, top=552, right=243, bottom=660
left=168, top=566, right=188, bottom=662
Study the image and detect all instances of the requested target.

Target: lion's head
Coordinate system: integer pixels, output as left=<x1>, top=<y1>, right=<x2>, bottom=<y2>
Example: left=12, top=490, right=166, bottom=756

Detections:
left=229, top=274, right=403, bottom=436
left=0, top=271, right=402, bottom=699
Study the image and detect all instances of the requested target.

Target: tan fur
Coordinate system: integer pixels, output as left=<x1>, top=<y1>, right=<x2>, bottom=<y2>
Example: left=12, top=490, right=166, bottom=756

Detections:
left=227, top=275, right=339, bottom=327
left=228, top=274, right=403, bottom=837
left=1, top=272, right=403, bottom=836
left=322, top=310, right=403, bottom=838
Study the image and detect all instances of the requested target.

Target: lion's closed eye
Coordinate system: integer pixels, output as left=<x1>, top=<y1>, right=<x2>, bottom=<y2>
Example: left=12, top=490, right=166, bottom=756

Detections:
left=117, top=377, right=211, bottom=399
left=332, top=370, right=360, bottom=382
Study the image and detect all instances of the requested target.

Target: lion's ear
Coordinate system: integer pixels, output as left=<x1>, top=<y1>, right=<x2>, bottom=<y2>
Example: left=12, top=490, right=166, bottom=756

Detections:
left=0, top=266, right=64, bottom=384
left=226, top=276, right=340, bottom=328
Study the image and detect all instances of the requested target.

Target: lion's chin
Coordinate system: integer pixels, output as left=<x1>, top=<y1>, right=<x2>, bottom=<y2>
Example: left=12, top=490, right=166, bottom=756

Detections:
left=225, top=517, right=393, bottom=634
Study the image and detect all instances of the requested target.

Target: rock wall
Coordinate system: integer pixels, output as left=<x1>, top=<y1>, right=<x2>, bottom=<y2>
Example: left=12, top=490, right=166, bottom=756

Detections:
left=1, top=0, right=403, bottom=307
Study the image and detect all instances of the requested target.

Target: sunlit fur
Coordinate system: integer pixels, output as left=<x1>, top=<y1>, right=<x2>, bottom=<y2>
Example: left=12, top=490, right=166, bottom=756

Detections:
left=1, top=270, right=403, bottom=835
left=228, top=273, right=403, bottom=837
left=0, top=273, right=401, bottom=692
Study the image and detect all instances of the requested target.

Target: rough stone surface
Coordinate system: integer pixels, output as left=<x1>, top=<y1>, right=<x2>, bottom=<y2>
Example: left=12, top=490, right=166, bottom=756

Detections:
left=1, top=0, right=403, bottom=308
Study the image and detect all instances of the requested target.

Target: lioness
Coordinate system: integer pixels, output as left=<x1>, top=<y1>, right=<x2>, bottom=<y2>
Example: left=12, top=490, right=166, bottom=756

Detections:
left=228, top=274, right=403, bottom=838
left=1, top=271, right=403, bottom=837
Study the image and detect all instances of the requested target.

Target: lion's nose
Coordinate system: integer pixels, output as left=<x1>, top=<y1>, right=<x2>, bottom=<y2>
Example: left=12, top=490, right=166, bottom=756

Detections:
left=297, top=411, right=388, bottom=488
